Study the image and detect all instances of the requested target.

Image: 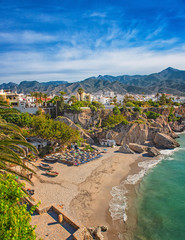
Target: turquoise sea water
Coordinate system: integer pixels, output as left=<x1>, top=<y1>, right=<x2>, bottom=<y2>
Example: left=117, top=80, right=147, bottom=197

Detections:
left=133, top=134, right=185, bottom=240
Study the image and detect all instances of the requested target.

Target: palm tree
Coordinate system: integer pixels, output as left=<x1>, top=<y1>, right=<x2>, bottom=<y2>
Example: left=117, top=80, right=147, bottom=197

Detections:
left=43, top=93, right=48, bottom=106
left=155, top=93, right=160, bottom=101
left=33, top=92, right=39, bottom=106
left=60, top=91, right=66, bottom=98
left=30, top=91, right=35, bottom=104
left=38, top=92, right=43, bottom=105
left=69, top=95, right=77, bottom=103
left=77, top=88, right=84, bottom=101
left=0, top=97, right=38, bottom=183
left=113, top=96, right=117, bottom=105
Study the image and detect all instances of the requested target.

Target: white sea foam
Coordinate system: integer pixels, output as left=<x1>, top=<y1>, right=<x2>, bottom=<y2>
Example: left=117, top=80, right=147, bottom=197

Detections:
left=125, top=159, right=161, bottom=185
left=109, top=185, right=128, bottom=221
left=160, top=148, right=178, bottom=156
left=109, top=147, right=179, bottom=223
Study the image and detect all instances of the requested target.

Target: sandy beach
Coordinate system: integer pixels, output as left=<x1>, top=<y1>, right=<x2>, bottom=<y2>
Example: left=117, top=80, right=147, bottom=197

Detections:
left=26, top=146, right=142, bottom=240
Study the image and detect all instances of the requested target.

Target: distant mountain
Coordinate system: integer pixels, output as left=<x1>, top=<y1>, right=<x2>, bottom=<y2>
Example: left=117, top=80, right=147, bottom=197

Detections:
left=0, top=82, right=18, bottom=91
left=1, top=67, right=185, bottom=95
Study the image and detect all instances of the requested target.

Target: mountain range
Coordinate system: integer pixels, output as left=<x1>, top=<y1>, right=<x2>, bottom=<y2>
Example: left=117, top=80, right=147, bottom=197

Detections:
left=1, top=67, right=185, bottom=95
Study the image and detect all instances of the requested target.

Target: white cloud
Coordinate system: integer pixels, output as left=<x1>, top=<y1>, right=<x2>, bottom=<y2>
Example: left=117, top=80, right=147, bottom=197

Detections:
left=1, top=45, right=185, bottom=83
left=0, top=31, right=57, bottom=44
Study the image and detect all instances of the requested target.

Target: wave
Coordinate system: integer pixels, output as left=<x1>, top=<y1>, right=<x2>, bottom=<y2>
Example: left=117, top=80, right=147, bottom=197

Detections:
left=109, top=147, right=180, bottom=224
left=160, top=148, right=178, bottom=156
left=125, top=159, right=161, bottom=185
left=109, top=185, right=128, bottom=221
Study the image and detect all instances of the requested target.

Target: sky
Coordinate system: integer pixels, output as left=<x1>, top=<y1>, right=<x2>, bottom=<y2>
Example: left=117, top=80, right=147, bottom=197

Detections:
left=1, top=0, right=185, bottom=83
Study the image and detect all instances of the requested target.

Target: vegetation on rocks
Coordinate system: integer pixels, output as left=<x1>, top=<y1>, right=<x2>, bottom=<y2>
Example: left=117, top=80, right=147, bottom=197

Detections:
left=145, top=111, right=160, bottom=120
left=102, top=113, right=129, bottom=128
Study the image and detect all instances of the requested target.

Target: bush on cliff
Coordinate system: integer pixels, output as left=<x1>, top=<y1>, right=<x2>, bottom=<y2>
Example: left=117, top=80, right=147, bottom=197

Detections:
left=113, top=106, right=121, bottom=115
left=102, top=114, right=128, bottom=128
left=145, top=111, right=160, bottom=120
left=133, top=106, right=142, bottom=114
left=125, top=101, right=135, bottom=107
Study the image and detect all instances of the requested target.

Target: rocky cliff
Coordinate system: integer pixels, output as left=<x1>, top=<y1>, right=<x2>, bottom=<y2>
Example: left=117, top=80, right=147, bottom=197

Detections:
left=63, top=109, right=112, bottom=129
left=96, top=114, right=181, bottom=150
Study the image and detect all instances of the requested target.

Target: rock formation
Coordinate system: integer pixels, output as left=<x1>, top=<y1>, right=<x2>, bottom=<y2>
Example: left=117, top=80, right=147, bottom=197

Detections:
left=83, top=226, right=108, bottom=240
left=119, top=144, right=135, bottom=154
left=154, top=132, right=180, bottom=149
left=147, top=147, right=160, bottom=157
left=56, top=116, right=94, bottom=144
left=129, top=143, right=147, bottom=153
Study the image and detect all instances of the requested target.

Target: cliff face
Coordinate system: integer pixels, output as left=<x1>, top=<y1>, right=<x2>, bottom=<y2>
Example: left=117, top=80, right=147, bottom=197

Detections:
left=55, top=116, right=94, bottom=144
left=96, top=114, right=181, bottom=149
left=63, top=109, right=112, bottom=129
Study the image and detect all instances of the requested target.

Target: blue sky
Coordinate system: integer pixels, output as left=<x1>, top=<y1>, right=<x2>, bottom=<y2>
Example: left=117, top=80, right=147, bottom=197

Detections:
left=1, top=0, right=185, bottom=83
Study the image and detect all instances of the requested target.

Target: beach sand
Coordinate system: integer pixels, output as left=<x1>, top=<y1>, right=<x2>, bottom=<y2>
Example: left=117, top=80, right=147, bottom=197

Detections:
left=27, top=146, right=142, bottom=240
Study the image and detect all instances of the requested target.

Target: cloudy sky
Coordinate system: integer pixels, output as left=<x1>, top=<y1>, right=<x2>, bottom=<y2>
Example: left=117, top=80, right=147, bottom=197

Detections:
left=1, top=0, right=185, bottom=83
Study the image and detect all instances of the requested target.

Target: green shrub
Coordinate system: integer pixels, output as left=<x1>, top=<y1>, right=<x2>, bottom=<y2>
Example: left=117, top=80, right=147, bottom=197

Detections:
left=113, top=106, right=121, bottom=115
left=84, top=144, right=94, bottom=152
left=122, top=119, right=129, bottom=125
left=2, top=112, right=33, bottom=127
left=174, top=102, right=180, bottom=106
left=89, top=104, right=97, bottom=112
left=145, top=111, right=160, bottom=120
left=102, top=114, right=127, bottom=128
left=133, top=106, right=142, bottom=114
left=0, top=174, right=39, bottom=240
left=125, top=102, right=135, bottom=107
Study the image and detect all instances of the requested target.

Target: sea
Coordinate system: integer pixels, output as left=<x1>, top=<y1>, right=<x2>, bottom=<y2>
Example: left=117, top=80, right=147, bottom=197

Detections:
left=109, top=133, right=185, bottom=240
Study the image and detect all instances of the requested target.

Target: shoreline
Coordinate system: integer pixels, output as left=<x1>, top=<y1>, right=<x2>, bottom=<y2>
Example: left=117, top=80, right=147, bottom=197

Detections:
left=28, top=146, right=167, bottom=240
left=106, top=154, right=160, bottom=240
left=68, top=149, right=143, bottom=240
left=28, top=146, right=142, bottom=239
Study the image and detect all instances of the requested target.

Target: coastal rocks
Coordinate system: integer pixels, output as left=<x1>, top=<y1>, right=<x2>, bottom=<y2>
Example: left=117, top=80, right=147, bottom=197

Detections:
left=147, top=147, right=160, bottom=157
left=56, top=116, right=94, bottom=144
left=129, top=143, right=147, bottom=153
left=119, top=144, right=135, bottom=154
left=154, top=132, right=180, bottom=149
left=84, top=226, right=108, bottom=240
left=170, top=121, right=185, bottom=132
left=115, top=123, right=148, bottom=146
left=83, top=227, right=93, bottom=240
left=63, top=109, right=111, bottom=129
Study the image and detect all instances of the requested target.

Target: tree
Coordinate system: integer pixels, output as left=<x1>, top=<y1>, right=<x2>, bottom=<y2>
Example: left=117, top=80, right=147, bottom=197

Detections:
left=38, top=92, right=43, bottom=105
left=30, top=92, right=35, bottom=104
left=145, top=111, right=160, bottom=120
left=159, top=93, right=167, bottom=105
left=60, top=91, right=66, bottom=99
left=123, top=94, right=135, bottom=103
left=0, top=173, right=38, bottom=240
left=77, top=88, right=84, bottom=101
left=155, top=92, right=160, bottom=101
left=0, top=97, right=38, bottom=181
left=33, top=92, right=38, bottom=106
left=113, top=106, right=120, bottom=115
left=59, top=91, right=66, bottom=114
left=43, top=93, right=48, bottom=106
left=113, top=96, right=117, bottom=105
left=69, top=95, right=77, bottom=104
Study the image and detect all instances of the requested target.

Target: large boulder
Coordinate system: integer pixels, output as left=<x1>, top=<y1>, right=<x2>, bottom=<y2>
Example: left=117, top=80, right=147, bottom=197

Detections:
left=114, top=123, right=148, bottom=146
left=154, top=132, right=180, bottom=149
left=119, top=144, right=135, bottom=154
left=129, top=143, right=147, bottom=153
left=56, top=117, right=94, bottom=144
left=147, top=147, right=160, bottom=157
